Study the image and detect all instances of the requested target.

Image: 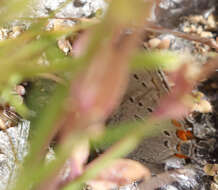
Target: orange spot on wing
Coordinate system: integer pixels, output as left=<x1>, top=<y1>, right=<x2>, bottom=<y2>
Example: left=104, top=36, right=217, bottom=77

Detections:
left=176, top=129, right=194, bottom=141
left=175, top=153, right=188, bottom=159
left=171, top=119, right=182, bottom=128
left=176, top=130, right=188, bottom=141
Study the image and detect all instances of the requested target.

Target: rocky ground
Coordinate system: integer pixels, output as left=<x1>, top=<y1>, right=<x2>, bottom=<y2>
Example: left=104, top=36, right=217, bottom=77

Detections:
left=109, top=1, right=218, bottom=190
left=1, top=0, right=218, bottom=190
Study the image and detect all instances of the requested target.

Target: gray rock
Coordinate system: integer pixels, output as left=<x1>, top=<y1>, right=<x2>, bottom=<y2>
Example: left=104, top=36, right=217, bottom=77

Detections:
left=28, top=0, right=107, bottom=18
left=155, top=0, right=217, bottom=28
left=0, top=120, right=30, bottom=190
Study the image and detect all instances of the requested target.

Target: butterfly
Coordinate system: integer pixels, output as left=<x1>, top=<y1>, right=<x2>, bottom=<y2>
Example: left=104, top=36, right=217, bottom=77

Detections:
left=107, top=70, right=209, bottom=174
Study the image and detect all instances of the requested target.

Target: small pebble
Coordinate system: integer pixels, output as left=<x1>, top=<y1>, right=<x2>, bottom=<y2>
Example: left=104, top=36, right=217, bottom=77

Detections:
left=158, top=39, right=171, bottom=49
left=183, top=25, right=191, bottom=33
left=15, top=85, right=25, bottom=96
left=57, top=39, right=73, bottom=55
left=204, top=164, right=218, bottom=176
left=196, top=26, right=203, bottom=34
left=211, top=182, right=218, bottom=190
left=192, top=99, right=212, bottom=113
left=207, top=15, right=216, bottom=29
left=200, top=31, right=213, bottom=38
left=189, top=15, right=204, bottom=24
left=190, top=24, right=197, bottom=32
left=0, top=28, right=9, bottom=41
left=214, top=175, right=218, bottom=184
left=52, top=19, right=74, bottom=31
left=73, top=0, right=85, bottom=7
left=148, top=38, right=161, bottom=49
left=9, top=26, right=24, bottom=39
left=12, top=26, right=23, bottom=33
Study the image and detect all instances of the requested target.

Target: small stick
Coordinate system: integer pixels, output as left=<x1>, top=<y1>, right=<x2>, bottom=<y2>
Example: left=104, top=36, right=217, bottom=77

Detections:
left=144, top=21, right=218, bottom=52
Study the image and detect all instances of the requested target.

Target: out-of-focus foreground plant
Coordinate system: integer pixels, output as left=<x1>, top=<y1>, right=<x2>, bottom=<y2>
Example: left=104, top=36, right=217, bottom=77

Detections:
left=0, top=0, right=217, bottom=190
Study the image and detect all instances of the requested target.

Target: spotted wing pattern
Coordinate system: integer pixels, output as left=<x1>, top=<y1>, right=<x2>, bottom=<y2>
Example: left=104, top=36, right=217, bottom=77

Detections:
left=108, top=70, right=181, bottom=174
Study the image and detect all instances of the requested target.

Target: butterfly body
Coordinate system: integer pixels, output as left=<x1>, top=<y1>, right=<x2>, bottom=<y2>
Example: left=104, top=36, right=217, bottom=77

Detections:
left=108, top=70, right=192, bottom=173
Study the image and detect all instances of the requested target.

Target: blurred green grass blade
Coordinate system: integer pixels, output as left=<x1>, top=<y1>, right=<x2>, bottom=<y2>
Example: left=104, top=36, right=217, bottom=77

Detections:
left=0, top=0, right=30, bottom=24
left=28, top=85, right=69, bottom=162
left=90, top=122, right=143, bottom=150
left=18, top=119, right=171, bottom=190
left=1, top=90, right=28, bottom=116
left=0, top=35, right=85, bottom=83
left=19, top=56, right=84, bottom=77
left=0, top=27, right=71, bottom=65
left=91, top=119, right=173, bottom=150
left=131, top=51, right=180, bottom=71
left=64, top=119, right=171, bottom=190
left=14, top=131, right=89, bottom=190
left=13, top=84, right=69, bottom=190
left=0, top=33, right=57, bottom=64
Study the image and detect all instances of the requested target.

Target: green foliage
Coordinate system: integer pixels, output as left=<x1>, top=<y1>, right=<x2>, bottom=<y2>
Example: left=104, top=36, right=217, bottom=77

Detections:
left=0, top=0, right=182, bottom=190
left=131, top=51, right=180, bottom=71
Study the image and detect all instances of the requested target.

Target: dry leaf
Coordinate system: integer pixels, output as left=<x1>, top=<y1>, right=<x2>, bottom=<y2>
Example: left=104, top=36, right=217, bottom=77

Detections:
left=90, top=159, right=150, bottom=187
left=153, top=57, right=218, bottom=119
left=69, top=139, right=90, bottom=179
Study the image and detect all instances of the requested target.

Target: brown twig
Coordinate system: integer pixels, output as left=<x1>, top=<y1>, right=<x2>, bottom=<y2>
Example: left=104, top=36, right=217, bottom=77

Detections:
left=144, top=21, right=218, bottom=52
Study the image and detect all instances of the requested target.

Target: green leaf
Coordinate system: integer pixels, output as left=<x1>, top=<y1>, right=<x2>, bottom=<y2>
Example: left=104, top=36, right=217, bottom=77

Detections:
left=64, top=119, right=172, bottom=190
left=13, top=84, right=69, bottom=190
left=131, top=51, right=180, bottom=71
